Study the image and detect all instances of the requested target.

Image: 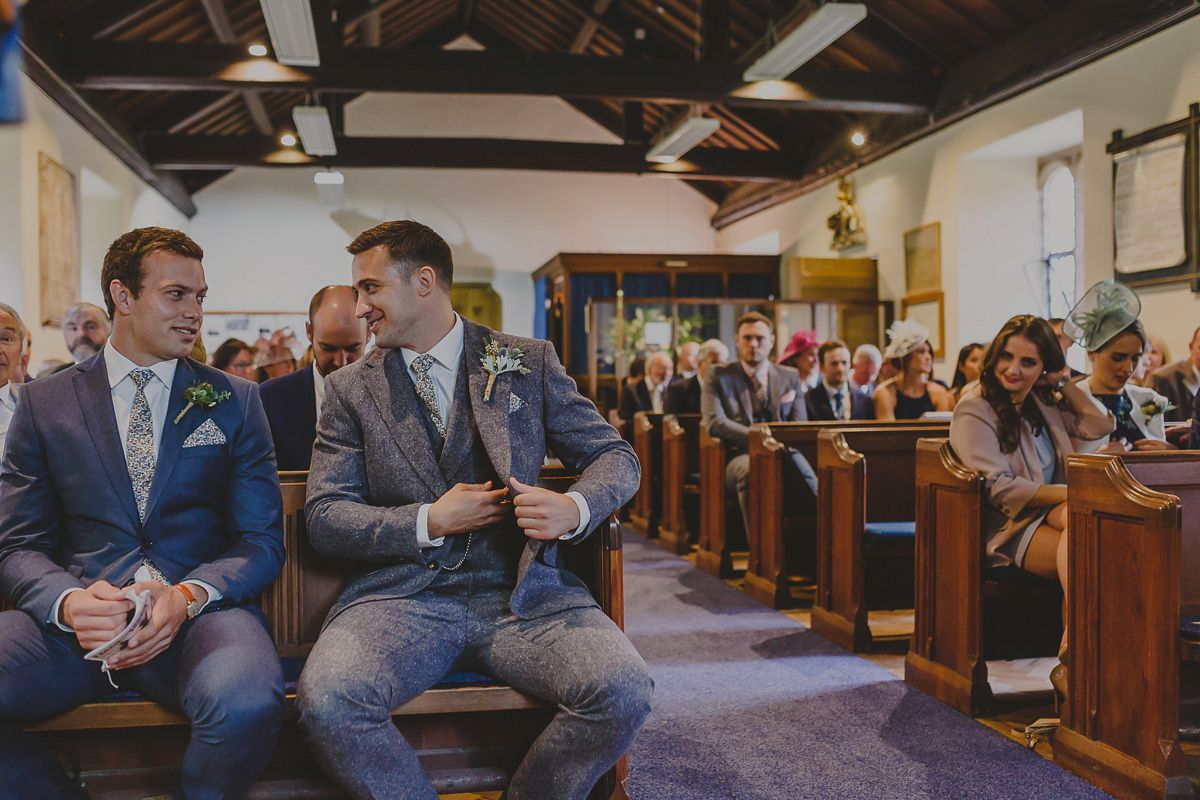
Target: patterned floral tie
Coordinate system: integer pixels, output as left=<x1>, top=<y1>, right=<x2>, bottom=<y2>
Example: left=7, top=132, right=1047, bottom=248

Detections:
left=410, top=353, right=446, bottom=438
left=750, top=372, right=767, bottom=408
left=127, top=368, right=156, bottom=521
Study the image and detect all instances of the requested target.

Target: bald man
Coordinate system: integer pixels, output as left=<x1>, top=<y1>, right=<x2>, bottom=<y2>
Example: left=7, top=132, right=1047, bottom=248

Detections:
left=260, top=286, right=368, bottom=470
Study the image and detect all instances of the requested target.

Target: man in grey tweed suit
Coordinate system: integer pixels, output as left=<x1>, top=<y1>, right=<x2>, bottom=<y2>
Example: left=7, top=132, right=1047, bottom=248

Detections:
left=297, top=220, right=652, bottom=800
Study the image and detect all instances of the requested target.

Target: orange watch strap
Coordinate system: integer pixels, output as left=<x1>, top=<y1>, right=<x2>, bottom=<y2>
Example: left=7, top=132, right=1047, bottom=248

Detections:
left=174, top=583, right=197, bottom=604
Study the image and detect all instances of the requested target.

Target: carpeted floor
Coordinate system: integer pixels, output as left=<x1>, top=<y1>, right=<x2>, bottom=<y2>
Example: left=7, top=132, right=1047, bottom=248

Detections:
left=621, top=532, right=1115, bottom=800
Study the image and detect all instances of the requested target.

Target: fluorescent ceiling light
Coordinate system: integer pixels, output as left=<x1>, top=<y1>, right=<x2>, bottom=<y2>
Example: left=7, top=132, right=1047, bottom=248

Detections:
left=743, top=2, right=867, bottom=81
left=314, top=169, right=344, bottom=185
left=646, top=116, right=720, bottom=164
left=260, top=0, right=320, bottom=67
left=293, top=106, right=337, bottom=156
left=315, top=169, right=344, bottom=206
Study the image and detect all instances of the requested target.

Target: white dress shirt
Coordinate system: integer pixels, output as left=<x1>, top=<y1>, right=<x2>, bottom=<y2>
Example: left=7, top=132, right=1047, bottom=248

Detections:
left=645, top=377, right=666, bottom=413
left=401, top=316, right=590, bottom=549
left=0, top=381, right=18, bottom=460
left=312, top=362, right=327, bottom=419
left=52, top=342, right=219, bottom=631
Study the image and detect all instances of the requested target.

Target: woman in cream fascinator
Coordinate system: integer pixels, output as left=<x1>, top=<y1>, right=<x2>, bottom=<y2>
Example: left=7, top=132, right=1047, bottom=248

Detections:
left=873, top=318, right=954, bottom=420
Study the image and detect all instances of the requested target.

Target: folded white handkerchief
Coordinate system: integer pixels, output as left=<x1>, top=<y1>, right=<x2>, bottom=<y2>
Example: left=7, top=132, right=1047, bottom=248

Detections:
left=509, top=392, right=527, bottom=414
left=183, top=417, right=227, bottom=447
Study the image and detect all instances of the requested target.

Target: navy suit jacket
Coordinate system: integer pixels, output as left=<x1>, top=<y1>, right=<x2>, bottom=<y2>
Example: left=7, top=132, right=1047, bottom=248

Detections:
left=260, top=366, right=318, bottom=471
left=805, top=382, right=875, bottom=421
left=664, top=376, right=701, bottom=414
left=617, top=380, right=652, bottom=421
left=0, top=353, right=285, bottom=629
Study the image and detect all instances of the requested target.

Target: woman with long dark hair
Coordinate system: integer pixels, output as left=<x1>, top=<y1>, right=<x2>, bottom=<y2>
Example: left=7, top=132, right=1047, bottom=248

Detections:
left=949, top=315, right=1113, bottom=693
left=874, top=319, right=953, bottom=420
left=950, top=342, right=985, bottom=399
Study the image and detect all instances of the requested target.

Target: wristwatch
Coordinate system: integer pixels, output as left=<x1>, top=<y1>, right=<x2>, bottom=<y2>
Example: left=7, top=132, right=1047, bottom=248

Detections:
left=174, top=583, right=201, bottom=620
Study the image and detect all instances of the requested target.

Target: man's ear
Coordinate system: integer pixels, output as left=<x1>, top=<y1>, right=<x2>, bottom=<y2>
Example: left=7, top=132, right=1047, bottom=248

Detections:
left=305, top=320, right=314, bottom=345
left=109, top=280, right=132, bottom=317
left=415, top=266, right=439, bottom=298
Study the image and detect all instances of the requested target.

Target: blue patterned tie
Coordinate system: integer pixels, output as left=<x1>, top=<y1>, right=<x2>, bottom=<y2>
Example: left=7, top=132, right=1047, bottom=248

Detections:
left=833, top=390, right=844, bottom=420
left=411, top=353, right=446, bottom=438
left=127, top=368, right=156, bottom=521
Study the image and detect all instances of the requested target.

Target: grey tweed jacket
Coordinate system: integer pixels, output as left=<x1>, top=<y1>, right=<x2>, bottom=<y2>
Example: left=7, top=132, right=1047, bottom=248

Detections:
left=304, top=318, right=639, bottom=623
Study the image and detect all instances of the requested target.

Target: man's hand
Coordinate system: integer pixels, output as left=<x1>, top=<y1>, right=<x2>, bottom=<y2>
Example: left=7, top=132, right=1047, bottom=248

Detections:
left=107, top=582, right=206, bottom=670
left=61, top=581, right=134, bottom=651
left=1096, top=439, right=1132, bottom=454
left=428, top=481, right=511, bottom=538
left=1132, top=438, right=1173, bottom=451
left=510, top=478, right=580, bottom=541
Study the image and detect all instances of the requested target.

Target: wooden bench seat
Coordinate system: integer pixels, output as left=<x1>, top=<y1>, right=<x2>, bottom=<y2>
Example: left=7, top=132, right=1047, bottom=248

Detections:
left=658, top=413, right=701, bottom=555
left=628, top=411, right=664, bottom=538
left=810, top=425, right=947, bottom=651
left=22, top=467, right=628, bottom=800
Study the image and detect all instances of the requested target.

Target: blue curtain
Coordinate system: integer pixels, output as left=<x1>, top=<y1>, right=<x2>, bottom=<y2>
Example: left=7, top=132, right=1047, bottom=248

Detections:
left=533, top=277, right=548, bottom=340
left=622, top=273, right=669, bottom=298
left=569, top=273, right=616, bottom=374
left=675, top=273, right=723, bottom=298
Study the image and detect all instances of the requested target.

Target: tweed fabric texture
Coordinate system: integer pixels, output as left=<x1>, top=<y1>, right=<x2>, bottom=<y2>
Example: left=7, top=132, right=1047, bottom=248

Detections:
left=183, top=417, right=227, bottom=448
left=410, top=353, right=446, bottom=438
left=127, top=368, right=156, bottom=521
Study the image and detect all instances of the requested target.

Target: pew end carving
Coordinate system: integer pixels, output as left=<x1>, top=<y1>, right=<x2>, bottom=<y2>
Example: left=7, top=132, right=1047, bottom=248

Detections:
left=659, top=413, right=701, bottom=555
left=628, top=412, right=664, bottom=538
left=696, top=422, right=745, bottom=578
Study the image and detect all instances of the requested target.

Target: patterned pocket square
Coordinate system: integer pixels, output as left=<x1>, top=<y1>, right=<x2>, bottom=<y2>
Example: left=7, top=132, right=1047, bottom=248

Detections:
left=183, top=417, right=227, bottom=447
left=509, top=392, right=527, bottom=413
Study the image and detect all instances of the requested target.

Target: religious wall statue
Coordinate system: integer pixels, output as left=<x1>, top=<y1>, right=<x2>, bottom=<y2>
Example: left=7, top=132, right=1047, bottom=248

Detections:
left=827, top=176, right=866, bottom=250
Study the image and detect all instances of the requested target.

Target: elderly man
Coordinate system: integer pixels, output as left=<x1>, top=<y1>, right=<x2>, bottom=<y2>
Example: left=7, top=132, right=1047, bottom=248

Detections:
left=61, top=302, right=111, bottom=364
left=1150, top=325, right=1200, bottom=423
left=665, top=338, right=727, bottom=415
left=260, top=286, right=368, bottom=471
left=618, top=350, right=673, bottom=419
left=0, top=302, right=27, bottom=457
left=675, top=340, right=700, bottom=381
left=849, top=343, right=882, bottom=397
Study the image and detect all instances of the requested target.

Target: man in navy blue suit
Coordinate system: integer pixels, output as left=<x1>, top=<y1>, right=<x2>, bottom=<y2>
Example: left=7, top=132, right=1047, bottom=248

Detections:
left=806, top=339, right=875, bottom=422
left=0, top=228, right=286, bottom=800
left=261, top=285, right=367, bottom=471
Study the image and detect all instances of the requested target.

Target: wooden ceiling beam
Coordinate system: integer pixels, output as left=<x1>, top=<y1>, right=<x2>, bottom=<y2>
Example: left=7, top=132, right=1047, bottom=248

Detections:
left=144, top=134, right=806, bottom=181
left=67, top=43, right=937, bottom=114
left=568, top=0, right=615, bottom=55
left=711, top=0, right=1200, bottom=228
left=198, top=0, right=274, bottom=135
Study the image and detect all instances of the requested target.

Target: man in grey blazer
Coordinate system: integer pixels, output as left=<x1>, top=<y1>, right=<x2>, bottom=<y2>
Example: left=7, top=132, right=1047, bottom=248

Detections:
left=297, top=221, right=652, bottom=800
left=1148, top=326, right=1200, bottom=423
left=0, top=228, right=286, bottom=800
left=701, top=312, right=817, bottom=532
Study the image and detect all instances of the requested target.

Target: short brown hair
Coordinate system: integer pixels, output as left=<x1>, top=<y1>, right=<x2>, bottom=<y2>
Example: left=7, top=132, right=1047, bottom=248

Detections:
left=347, top=220, right=454, bottom=289
left=736, top=311, right=773, bottom=334
left=818, top=339, right=848, bottom=367
left=101, top=228, right=203, bottom=318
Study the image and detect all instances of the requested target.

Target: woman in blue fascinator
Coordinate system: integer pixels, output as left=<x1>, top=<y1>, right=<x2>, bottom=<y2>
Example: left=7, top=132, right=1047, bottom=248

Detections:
left=1066, top=280, right=1175, bottom=453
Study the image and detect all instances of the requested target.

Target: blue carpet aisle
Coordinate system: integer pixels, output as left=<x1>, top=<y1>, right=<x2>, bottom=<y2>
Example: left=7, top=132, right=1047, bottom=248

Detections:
left=620, top=532, right=1114, bottom=800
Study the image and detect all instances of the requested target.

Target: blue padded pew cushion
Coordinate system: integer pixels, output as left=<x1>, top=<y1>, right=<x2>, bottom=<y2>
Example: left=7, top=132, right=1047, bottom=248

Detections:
left=1181, top=615, right=1200, bottom=642
left=862, top=521, right=915, bottom=545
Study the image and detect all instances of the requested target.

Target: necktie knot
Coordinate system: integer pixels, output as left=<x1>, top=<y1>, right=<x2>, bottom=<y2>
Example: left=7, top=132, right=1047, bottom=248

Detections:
left=131, top=368, right=154, bottom=389
left=411, top=353, right=436, bottom=376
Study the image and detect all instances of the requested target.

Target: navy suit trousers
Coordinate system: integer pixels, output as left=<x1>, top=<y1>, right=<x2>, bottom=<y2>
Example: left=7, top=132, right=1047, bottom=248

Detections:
left=0, top=606, right=285, bottom=800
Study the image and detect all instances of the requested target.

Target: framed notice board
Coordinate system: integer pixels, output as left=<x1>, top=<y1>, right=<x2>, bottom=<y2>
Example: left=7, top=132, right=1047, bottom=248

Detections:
left=1107, top=102, right=1200, bottom=290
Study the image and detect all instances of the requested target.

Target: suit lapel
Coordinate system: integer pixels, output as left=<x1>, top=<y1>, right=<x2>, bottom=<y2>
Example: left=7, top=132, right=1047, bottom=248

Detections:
left=464, top=321, right=512, bottom=483
left=438, top=359, right=472, bottom=480
left=1127, top=391, right=1152, bottom=439
left=74, top=355, right=141, bottom=529
left=142, top=359, right=196, bottom=523
left=369, top=350, right=447, bottom=497
left=299, top=366, right=318, bottom=443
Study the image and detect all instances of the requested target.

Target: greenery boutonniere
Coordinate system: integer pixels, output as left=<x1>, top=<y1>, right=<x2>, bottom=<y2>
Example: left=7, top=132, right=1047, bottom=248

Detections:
left=174, top=382, right=232, bottom=424
left=1140, top=397, right=1174, bottom=420
left=480, top=337, right=530, bottom=401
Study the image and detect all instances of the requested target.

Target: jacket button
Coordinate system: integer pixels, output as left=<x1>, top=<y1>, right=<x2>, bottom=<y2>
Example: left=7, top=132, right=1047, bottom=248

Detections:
left=428, top=561, right=439, bottom=570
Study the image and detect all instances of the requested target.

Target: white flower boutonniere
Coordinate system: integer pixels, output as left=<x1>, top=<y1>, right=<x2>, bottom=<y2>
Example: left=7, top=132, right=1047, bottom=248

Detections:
left=1140, top=397, right=1174, bottom=420
left=480, top=337, right=530, bottom=402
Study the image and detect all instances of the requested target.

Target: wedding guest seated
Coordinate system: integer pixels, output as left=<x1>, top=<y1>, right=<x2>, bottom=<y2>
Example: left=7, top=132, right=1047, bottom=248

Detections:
left=665, top=338, right=728, bottom=415
left=778, top=329, right=821, bottom=391
left=0, top=302, right=26, bottom=458
left=873, top=320, right=953, bottom=420
left=1047, top=317, right=1083, bottom=378
left=1146, top=327, right=1199, bottom=423
left=211, top=337, right=256, bottom=381
left=619, top=352, right=672, bottom=419
left=676, top=340, right=700, bottom=381
left=950, top=313, right=1113, bottom=697
left=702, top=312, right=817, bottom=529
left=806, top=339, right=874, bottom=421
left=1133, top=333, right=1169, bottom=386
left=850, top=343, right=882, bottom=397
left=60, top=302, right=111, bottom=366
left=254, top=328, right=298, bottom=383
left=260, top=286, right=367, bottom=471
left=1065, top=284, right=1173, bottom=453
left=950, top=342, right=986, bottom=400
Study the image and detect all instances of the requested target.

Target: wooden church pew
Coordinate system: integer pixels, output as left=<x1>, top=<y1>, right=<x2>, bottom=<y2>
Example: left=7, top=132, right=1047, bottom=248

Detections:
left=628, top=411, right=664, bottom=538
left=22, top=468, right=629, bottom=800
left=1053, top=451, right=1200, bottom=800
left=658, top=413, right=701, bottom=555
left=743, top=419, right=947, bottom=609
left=696, top=422, right=745, bottom=577
left=810, top=424, right=948, bottom=652
left=904, top=439, right=1063, bottom=717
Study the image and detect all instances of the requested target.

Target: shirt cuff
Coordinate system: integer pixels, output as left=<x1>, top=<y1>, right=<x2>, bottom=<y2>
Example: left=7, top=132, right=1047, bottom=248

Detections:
left=416, top=503, right=446, bottom=549
left=181, top=580, right=220, bottom=612
left=50, top=587, right=85, bottom=631
left=560, top=491, right=591, bottom=541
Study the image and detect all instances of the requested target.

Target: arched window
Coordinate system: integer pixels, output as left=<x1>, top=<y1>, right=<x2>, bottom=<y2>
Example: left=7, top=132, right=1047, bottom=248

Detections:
left=1039, top=154, right=1080, bottom=318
